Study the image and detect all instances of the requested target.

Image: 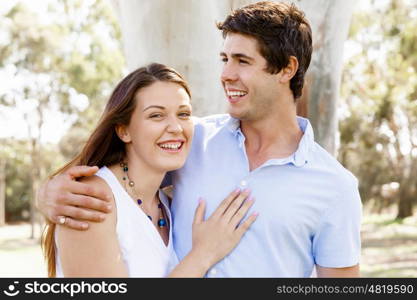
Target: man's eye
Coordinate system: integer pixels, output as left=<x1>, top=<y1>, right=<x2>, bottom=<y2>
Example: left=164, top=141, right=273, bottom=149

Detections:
left=221, top=57, right=228, bottom=63
left=239, top=59, right=248, bottom=64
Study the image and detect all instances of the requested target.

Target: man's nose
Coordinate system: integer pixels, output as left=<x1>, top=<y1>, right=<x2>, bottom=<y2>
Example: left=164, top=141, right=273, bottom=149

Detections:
left=221, top=63, right=238, bottom=82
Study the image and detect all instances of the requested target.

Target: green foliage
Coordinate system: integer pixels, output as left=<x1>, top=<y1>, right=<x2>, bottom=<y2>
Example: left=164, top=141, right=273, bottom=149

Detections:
left=0, top=0, right=125, bottom=221
left=339, top=0, right=417, bottom=217
left=1, top=138, right=65, bottom=222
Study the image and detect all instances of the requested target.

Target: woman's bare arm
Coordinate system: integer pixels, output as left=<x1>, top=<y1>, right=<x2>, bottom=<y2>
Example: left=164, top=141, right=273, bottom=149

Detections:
left=56, top=175, right=127, bottom=277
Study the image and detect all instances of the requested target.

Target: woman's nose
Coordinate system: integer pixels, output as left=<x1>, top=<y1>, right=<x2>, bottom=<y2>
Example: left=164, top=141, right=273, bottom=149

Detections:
left=166, top=117, right=183, bottom=133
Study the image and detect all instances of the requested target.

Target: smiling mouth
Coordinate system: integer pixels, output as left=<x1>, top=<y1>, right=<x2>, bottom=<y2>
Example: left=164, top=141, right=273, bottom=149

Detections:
left=226, top=90, right=248, bottom=103
left=157, top=141, right=184, bottom=152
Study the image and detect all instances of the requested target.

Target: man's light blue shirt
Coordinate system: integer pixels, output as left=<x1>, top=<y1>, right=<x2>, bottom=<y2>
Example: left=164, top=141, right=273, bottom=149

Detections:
left=171, top=114, right=362, bottom=277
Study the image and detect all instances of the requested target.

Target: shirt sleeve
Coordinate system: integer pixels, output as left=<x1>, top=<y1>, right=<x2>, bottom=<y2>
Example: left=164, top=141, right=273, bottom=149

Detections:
left=312, top=176, right=362, bottom=268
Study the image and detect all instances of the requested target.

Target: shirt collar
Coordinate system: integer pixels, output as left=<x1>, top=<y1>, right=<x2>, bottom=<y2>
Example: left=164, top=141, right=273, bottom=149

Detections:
left=226, top=116, right=241, bottom=135
left=226, top=116, right=315, bottom=167
left=293, top=117, right=314, bottom=167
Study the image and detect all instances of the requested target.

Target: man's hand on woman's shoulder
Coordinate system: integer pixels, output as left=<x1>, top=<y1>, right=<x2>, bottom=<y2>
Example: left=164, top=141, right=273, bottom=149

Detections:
left=36, top=165, right=113, bottom=230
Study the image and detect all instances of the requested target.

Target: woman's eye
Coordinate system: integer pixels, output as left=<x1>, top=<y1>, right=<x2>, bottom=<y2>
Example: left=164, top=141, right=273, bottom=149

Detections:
left=178, top=112, right=191, bottom=118
left=150, top=113, right=163, bottom=118
left=239, top=59, right=248, bottom=64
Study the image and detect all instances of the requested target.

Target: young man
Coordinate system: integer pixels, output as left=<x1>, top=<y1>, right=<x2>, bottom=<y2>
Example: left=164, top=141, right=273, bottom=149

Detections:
left=38, top=1, right=361, bottom=277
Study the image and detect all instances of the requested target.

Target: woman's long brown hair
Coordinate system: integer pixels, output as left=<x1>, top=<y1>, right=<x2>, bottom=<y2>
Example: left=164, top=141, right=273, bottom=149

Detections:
left=41, top=63, right=191, bottom=277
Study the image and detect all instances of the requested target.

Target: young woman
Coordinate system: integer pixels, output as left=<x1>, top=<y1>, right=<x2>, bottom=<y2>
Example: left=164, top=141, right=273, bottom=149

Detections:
left=42, top=63, right=257, bottom=277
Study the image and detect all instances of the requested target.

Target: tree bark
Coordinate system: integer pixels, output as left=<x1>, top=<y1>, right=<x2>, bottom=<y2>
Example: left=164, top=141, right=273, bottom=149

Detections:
left=389, top=118, right=415, bottom=218
left=397, top=181, right=414, bottom=219
left=294, top=0, right=356, bottom=155
left=111, top=0, right=230, bottom=117
left=112, top=0, right=356, bottom=154
left=397, top=197, right=413, bottom=219
left=396, top=157, right=417, bottom=219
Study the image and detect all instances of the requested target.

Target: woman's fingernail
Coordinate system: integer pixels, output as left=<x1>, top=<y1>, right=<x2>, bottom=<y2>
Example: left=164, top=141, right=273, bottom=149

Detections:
left=198, top=197, right=204, bottom=204
left=243, top=188, right=251, bottom=194
left=247, top=196, right=255, bottom=202
left=81, top=223, right=89, bottom=229
left=252, top=211, right=259, bottom=217
left=234, top=188, right=241, bottom=193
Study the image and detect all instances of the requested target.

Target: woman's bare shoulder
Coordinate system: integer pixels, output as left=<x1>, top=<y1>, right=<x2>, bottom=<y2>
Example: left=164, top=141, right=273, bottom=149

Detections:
left=79, top=172, right=113, bottom=198
left=57, top=170, right=126, bottom=277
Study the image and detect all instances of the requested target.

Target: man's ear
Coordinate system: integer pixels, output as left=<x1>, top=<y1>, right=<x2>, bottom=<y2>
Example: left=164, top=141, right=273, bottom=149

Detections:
left=115, top=124, right=131, bottom=143
left=279, top=56, right=299, bottom=83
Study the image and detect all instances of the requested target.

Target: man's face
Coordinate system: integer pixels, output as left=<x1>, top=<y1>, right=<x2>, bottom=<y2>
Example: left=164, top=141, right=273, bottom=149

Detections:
left=220, top=33, right=281, bottom=121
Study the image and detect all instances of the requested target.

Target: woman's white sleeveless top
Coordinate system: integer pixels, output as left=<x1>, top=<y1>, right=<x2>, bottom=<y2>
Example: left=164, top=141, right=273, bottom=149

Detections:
left=55, top=166, right=179, bottom=277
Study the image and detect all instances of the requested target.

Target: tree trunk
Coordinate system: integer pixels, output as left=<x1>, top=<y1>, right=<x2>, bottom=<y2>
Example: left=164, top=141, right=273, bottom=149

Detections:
left=111, top=0, right=230, bottom=117
left=396, top=159, right=417, bottom=219
left=112, top=0, right=356, bottom=154
left=0, top=157, right=6, bottom=226
left=397, top=189, right=413, bottom=219
left=294, top=0, right=356, bottom=155
left=26, top=104, right=43, bottom=239
left=29, top=138, right=38, bottom=239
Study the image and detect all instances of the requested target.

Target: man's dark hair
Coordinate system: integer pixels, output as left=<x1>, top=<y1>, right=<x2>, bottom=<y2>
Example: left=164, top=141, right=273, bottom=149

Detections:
left=217, top=1, right=312, bottom=99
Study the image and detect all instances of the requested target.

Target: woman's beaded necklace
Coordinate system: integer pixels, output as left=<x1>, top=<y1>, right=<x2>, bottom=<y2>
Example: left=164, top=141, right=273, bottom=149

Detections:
left=120, top=162, right=167, bottom=228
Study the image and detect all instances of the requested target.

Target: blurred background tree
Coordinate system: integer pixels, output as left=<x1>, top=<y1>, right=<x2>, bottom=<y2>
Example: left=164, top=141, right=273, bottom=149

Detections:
left=339, top=0, right=417, bottom=219
left=0, top=0, right=125, bottom=235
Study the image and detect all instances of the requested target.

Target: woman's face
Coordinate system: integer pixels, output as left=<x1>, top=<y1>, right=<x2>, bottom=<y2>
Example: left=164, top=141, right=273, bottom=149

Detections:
left=120, top=80, right=194, bottom=172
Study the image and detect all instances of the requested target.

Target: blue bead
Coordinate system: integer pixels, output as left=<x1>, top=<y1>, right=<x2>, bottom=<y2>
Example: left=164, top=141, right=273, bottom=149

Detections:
left=158, top=219, right=167, bottom=227
left=137, top=199, right=142, bottom=205
left=148, top=215, right=152, bottom=221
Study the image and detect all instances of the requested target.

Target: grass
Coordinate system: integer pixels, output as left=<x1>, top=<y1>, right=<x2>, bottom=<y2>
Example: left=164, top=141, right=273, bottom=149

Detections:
left=0, top=211, right=416, bottom=277
left=0, top=222, right=46, bottom=277
left=360, top=210, right=417, bottom=277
